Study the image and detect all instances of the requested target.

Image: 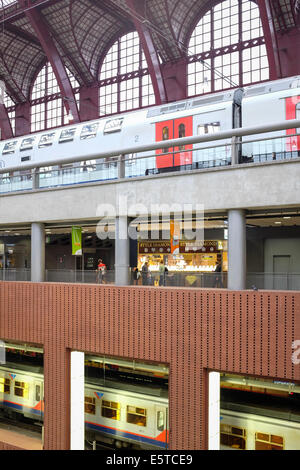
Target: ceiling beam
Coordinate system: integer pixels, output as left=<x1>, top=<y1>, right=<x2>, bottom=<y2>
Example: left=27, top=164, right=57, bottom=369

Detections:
left=3, top=21, right=41, bottom=48
left=0, top=106, right=14, bottom=140
left=295, top=0, right=300, bottom=25
left=125, top=0, right=167, bottom=105
left=0, top=83, right=14, bottom=139
left=0, top=0, right=59, bottom=23
left=257, top=0, right=282, bottom=79
left=17, top=0, right=80, bottom=123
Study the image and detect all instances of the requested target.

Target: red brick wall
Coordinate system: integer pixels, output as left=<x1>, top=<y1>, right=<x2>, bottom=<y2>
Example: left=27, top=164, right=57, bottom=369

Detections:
left=0, top=282, right=299, bottom=450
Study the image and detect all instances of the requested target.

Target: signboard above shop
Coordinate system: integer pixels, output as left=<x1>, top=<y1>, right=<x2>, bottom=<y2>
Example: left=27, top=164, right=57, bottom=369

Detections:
left=139, top=241, right=171, bottom=254
left=138, top=240, right=226, bottom=254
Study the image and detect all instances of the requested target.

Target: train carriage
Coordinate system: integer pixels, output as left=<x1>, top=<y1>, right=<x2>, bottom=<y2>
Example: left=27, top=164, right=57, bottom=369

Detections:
left=0, top=363, right=300, bottom=450
left=84, top=383, right=168, bottom=449
left=242, top=76, right=300, bottom=161
left=0, top=76, right=299, bottom=189
left=0, top=364, right=44, bottom=421
left=220, top=409, right=300, bottom=450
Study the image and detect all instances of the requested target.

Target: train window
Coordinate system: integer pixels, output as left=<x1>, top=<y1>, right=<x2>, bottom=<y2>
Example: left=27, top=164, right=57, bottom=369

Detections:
left=80, top=160, right=96, bottom=172
left=14, top=381, right=29, bottom=399
left=255, top=432, right=284, bottom=450
left=2, top=141, right=17, bottom=155
left=127, top=405, right=147, bottom=427
left=125, top=153, right=136, bottom=166
left=59, top=128, right=76, bottom=143
left=80, top=123, right=99, bottom=140
left=207, top=123, right=220, bottom=134
left=101, top=400, right=120, bottom=420
left=20, top=137, right=35, bottom=151
left=220, top=423, right=246, bottom=450
left=39, top=133, right=56, bottom=148
left=0, top=173, right=10, bottom=183
left=162, top=126, right=169, bottom=141
left=178, top=123, right=186, bottom=151
left=0, top=377, right=10, bottom=394
left=157, top=411, right=164, bottom=432
left=178, top=123, right=185, bottom=138
left=162, top=126, right=169, bottom=154
left=197, top=122, right=220, bottom=135
left=85, top=396, right=96, bottom=415
left=104, top=118, right=124, bottom=134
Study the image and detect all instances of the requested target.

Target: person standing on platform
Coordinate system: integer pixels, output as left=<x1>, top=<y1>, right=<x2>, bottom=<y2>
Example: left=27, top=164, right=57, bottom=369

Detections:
left=96, top=258, right=106, bottom=284
left=141, top=262, right=149, bottom=286
left=132, top=267, right=140, bottom=286
left=214, top=259, right=223, bottom=288
left=159, top=260, right=167, bottom=286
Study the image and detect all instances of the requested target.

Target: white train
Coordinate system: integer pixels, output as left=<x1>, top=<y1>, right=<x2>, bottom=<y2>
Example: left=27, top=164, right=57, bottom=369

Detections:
left=0, top=76, right=299, bottom=188
left=84, top=381, right=168, bottom=449
left=221, top=409, right=300, bottom=451
left=0, top=363, right=300, bottom=450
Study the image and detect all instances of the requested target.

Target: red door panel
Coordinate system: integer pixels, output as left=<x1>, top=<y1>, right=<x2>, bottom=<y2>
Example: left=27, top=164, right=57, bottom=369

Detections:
left=174, top=117, right=193, bottom=166
left=286, top=96, right=300, bottom=151
left=155, top=120, right=174, bottom=168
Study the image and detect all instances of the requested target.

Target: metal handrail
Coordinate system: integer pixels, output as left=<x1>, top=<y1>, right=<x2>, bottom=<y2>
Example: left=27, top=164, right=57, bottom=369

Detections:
left=0, top=118, right=299, bottom=175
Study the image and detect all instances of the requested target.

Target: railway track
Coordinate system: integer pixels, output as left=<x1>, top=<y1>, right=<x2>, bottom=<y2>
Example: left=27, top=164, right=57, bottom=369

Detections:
left=0, top=414, right=43, bottom=437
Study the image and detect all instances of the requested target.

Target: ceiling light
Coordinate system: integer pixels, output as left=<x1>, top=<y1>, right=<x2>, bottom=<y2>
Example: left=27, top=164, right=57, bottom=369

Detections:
left=275, top=222, right=282, bottom=225
left=283, top=216, right=291, bottom=219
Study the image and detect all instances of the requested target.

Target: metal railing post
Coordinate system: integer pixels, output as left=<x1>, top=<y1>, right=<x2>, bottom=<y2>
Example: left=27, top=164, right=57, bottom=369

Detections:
left=231, top=135, right=239, bottom=165
left=32, top=168, right=40, bottom=190
left=118, top=154, right=126, bottom=179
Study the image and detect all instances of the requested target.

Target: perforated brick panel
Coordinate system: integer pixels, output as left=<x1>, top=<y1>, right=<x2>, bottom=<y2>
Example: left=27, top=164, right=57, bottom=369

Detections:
left=0, top=282, right=299, bottom=450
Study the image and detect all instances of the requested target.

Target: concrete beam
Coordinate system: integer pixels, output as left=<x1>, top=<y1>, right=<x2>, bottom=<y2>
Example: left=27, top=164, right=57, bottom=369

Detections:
left=0, top=159, right=299, bottom=225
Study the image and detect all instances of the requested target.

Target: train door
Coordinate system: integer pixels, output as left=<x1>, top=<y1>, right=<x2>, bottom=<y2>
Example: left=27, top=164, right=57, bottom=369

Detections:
left=155, top=117, right=193, bottom=169
left=155, top=120, right=174, bottom=169
left=173, top=118, right=193, bottom=166
left=34, top=380, right=44, bottom=421
left=286, top=96, right=300, bottom=152
left=155, top=405, right=169, bottom=449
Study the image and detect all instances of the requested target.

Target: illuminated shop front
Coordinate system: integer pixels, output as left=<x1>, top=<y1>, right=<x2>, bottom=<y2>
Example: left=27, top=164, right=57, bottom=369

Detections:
left=138, top=240, right=228, bottom=273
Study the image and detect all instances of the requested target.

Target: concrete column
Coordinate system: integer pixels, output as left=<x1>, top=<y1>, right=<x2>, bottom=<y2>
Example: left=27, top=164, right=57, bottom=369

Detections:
left=31, top=222, right=45, bottom=282
left=208, top=371, right=220, bottom=450
left=70, top=351, right=85, bottom=450
left=115, top=216, right=130, bottom=286
left=228, top=209, right=246, bottom=290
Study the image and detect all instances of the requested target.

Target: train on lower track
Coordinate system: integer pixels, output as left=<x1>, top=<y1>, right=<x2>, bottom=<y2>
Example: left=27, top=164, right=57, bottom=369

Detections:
left=0, top=362, right=300, bottom=450
left=0, top=76, right=299, bottom=181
